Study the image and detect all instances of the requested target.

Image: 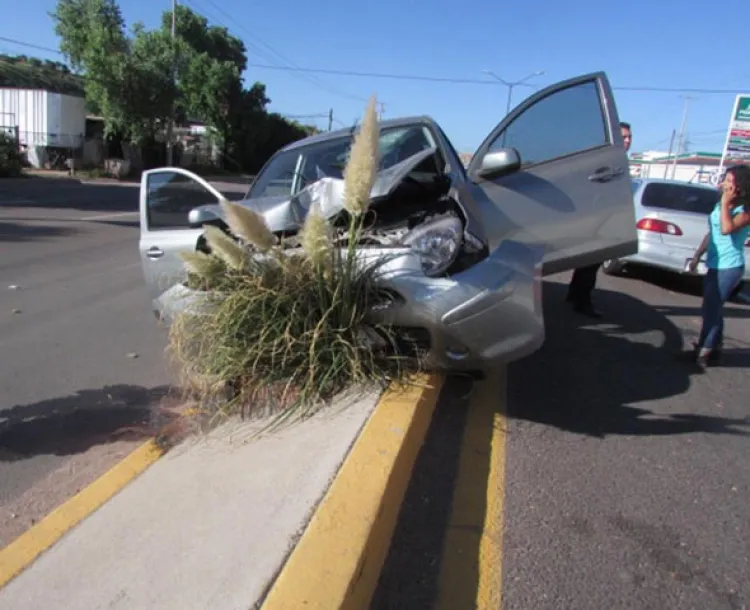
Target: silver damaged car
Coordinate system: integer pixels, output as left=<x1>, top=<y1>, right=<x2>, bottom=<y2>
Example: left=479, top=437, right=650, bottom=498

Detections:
left=138, top=72, right=637, bottom=372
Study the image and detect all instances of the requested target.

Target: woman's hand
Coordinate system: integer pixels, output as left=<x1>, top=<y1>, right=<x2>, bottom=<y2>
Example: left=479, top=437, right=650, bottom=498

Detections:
left=687, top=256, right=700, bottom=273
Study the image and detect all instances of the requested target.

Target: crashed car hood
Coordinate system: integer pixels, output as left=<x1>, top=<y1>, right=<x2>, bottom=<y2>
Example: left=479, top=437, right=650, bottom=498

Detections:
left=188, top=147, right=440, bottom=233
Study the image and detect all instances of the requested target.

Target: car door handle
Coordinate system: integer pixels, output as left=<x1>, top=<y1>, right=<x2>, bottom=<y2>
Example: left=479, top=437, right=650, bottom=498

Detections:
left=588, top=166, right=624, bottom=182
left=146, top=246, right=164, bottom=260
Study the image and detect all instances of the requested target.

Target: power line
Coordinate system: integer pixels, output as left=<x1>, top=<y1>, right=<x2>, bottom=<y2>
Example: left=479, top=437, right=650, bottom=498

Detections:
left=244, top=62, right=743, bottom=94
left=0, top=36, right=61, bottom=56
left=0, top=35, right=744, bottom=96
left=184, top=0, right=368, bottom=104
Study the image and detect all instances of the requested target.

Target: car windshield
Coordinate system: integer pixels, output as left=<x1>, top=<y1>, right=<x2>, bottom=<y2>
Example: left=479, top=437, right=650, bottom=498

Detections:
left=247, top=124, right=437, bottom=199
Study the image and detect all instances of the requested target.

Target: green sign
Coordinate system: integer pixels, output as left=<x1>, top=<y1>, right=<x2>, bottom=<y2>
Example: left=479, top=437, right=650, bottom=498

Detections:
left=735, top=96, right=750, bottom=123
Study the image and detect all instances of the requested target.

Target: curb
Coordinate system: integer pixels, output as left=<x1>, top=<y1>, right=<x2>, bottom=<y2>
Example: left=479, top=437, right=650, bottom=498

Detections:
left=0, top=439, right=163, bottom=589
left=261, top=373, right=444, bottom=610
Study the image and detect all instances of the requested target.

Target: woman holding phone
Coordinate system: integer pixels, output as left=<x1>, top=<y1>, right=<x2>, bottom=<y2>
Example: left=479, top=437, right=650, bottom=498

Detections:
left=685, top=164, right=750, bottom=366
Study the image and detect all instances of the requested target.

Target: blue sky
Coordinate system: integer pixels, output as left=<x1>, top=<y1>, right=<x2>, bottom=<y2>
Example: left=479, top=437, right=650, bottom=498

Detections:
left=2, top=0, right=748, bottom=154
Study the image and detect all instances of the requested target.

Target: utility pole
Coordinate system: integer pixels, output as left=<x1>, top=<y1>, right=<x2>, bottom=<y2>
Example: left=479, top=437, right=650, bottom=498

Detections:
left=328, top=108, right=333, bottom=131
left=165, top=0, right=177, bottom=166
left=671, top=95, right=692, bottom=180
left=481, top=70, right=545, bottom=115
left=663, top=129, right=676, bottom=178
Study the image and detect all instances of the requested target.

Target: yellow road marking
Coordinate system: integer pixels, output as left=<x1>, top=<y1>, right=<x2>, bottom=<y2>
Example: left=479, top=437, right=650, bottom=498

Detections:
left=436, top=370, right=507, bottom=609
left=261, top=373, right=444, bottom=610
left=0, top=439, right=163, bottom=589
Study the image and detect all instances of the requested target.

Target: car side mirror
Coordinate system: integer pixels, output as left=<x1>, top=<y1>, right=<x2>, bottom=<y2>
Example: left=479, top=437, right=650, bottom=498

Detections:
left=474, top=148, right=522, bottom=180
left=188, top=207, right=222, bottom=228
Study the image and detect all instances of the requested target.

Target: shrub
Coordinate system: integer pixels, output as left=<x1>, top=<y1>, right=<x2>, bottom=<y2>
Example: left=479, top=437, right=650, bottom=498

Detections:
left=0, top=133, right=23, bottom=178
left=168, top=96, right=423, bottom=424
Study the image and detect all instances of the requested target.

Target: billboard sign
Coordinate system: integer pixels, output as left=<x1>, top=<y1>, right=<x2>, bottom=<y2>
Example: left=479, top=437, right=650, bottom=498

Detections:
left=720, top=94, right=750, bottom=169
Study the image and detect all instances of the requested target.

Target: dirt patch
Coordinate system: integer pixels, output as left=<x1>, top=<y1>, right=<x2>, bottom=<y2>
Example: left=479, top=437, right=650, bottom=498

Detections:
left=0, top=394, right=194, bottom=549
left=0, top=437, right=142, bottom=547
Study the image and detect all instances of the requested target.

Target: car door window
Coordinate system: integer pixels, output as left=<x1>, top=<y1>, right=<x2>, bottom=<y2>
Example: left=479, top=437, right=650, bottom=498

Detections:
left=488, top=80, right=608, bottom=166
left=641, top=183, right=718, bottom=215
left=147, top=171, right=219, bottom=230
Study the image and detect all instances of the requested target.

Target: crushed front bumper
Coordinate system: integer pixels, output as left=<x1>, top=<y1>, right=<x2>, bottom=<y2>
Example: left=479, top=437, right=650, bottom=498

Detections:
left=154, top=240, right=545, bottom=372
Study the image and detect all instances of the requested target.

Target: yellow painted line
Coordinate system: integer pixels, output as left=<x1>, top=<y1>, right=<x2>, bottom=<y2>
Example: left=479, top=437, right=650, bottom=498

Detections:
left=0, top=439, right=163, bottom=589
left=261, top=373, right=445, bottom=610
left=436, top=370, right=508, bottom=609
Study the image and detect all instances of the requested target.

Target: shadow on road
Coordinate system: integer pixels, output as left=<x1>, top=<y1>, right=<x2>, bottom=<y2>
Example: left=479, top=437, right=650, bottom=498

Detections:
left=506, top=281, right=750, bottom=437
left=0, top=179, right=139, bottom=213
left=616, top=265, right=704, bottom=297
left=0, top=221, right=79, bottom=242
left=0, top=384, right=174, bottom=461
left=1, top=177, right=246, bottom=216
left=373, top=280, right=750, bottom=608
left=373, top=375, right=476, bottom=609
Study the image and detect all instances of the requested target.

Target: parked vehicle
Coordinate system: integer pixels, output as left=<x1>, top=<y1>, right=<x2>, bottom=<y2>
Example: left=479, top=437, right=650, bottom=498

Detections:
left=138, top=71, right=636, bottom=371
left=602, top=178, right=750, bottom=286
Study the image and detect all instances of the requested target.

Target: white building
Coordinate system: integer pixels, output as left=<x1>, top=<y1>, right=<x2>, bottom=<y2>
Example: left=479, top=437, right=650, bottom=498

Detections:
left=629, top=151, right=749, bottom=185
left=0, top=87, right=86, bottom=150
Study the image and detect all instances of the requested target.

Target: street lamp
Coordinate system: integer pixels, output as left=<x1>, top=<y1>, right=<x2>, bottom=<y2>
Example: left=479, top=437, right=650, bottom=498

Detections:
left=481, top=70, right=545, bottom=115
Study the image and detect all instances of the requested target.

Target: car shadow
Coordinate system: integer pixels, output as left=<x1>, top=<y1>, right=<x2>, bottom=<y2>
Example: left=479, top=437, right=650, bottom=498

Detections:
left=618, top=265, right=704, bottom=297
left=506, top=281, right=750, bottom=437
left=0, top=221, right=79, bottom=242
left=373, top=280, right=750, bottom=607
left=0, top=384, right=177, bottom=461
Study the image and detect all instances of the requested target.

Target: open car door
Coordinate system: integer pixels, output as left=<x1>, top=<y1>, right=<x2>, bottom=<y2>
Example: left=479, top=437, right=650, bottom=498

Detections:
left=467, top=71, right=637, bottom=275
left=138, top=168, right=223, bottom=312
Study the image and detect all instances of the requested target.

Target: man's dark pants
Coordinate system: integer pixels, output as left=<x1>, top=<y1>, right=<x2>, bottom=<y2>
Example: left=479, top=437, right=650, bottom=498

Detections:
left=567, top=263, right=600, bottom=307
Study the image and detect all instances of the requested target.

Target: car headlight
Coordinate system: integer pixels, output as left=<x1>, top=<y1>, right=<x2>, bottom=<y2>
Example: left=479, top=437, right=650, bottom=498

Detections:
left=401, top=215, right=463, bottom=277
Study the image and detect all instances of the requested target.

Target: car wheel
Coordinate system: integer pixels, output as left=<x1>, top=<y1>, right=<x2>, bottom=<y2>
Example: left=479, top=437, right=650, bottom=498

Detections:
left=601, top=258, right=625, bottom=276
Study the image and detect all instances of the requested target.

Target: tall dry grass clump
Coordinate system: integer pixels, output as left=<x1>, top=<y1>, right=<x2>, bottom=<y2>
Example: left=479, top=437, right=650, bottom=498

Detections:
left=168, top=95, right=423, bottom=424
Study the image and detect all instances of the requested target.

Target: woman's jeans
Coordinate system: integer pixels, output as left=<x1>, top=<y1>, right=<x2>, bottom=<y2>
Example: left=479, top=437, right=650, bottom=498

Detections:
left=698, top=266, right=744, bottom=350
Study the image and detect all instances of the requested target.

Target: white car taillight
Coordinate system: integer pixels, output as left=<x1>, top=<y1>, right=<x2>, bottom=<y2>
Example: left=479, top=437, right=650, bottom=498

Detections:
left=637, top=218, right=683, bottom=236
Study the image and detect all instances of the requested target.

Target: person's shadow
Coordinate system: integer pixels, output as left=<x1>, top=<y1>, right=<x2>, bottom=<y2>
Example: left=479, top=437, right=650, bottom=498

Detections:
left=506, top=280, right=750, bottom=437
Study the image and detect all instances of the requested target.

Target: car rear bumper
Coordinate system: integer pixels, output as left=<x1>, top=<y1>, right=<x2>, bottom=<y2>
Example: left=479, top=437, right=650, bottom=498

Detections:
left=622, top=239, right=750, bottom=280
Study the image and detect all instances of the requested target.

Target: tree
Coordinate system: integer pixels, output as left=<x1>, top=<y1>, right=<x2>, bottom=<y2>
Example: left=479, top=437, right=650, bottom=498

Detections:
left=51, top=0, right=316, bottom=169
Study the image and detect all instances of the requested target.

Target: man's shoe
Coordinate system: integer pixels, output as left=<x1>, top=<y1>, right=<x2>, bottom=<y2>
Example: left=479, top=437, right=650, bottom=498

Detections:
left=572, top=302, right=602, bottom=319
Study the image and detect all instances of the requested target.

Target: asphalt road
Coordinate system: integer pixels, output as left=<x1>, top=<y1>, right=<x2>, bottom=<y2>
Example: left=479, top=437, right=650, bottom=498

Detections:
left=0, top=175, right=246, bottom=545
left=3, top=176, right=750, bottom=607
left=375, top=267, right=750, bottom=609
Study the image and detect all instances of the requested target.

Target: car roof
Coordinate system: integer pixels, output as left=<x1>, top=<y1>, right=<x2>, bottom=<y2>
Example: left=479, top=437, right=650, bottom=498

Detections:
left=279, top=115, right=440, bottom=153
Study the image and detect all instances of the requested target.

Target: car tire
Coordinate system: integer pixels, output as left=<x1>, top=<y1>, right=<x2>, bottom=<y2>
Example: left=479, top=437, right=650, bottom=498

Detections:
left=601, top=258, right=625, bottom=276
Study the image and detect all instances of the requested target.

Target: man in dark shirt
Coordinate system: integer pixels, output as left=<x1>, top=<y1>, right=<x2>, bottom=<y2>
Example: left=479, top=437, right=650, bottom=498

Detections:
left=566, top=121, right=632, bottom=318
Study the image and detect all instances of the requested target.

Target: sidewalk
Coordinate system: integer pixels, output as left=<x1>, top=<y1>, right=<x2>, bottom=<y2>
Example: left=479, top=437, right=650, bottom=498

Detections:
left=0, top=392, right=379, bottom=610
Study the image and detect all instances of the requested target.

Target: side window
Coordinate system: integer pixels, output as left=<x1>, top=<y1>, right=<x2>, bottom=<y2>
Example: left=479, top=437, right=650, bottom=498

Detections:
left=488, top=81, right=608, bottom=166
left=249, top=151, right=301, bottom=198
left=641, top=183, right=718, bottom=215
left=147, top=171, right=218, bottom=230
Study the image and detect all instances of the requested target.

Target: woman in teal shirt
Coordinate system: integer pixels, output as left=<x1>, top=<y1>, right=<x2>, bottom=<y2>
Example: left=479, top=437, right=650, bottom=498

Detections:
left=687, top=165, right=750, bottom=366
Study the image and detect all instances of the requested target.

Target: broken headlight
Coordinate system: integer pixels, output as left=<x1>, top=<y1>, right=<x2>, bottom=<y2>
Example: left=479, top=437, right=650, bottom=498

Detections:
left=402, top=215, right=463, bottom=277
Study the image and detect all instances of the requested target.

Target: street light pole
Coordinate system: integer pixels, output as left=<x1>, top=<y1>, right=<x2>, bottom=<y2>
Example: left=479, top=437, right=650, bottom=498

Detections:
left=481, top=70, right=545, bottom=115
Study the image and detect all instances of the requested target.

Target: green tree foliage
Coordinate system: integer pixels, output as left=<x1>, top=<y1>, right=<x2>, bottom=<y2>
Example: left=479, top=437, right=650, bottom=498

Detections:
left=0, top=132, right=23, bottom=177
left=50, top=0, right=314, bottom=167
left=0, top=54, right=84, bottom=97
